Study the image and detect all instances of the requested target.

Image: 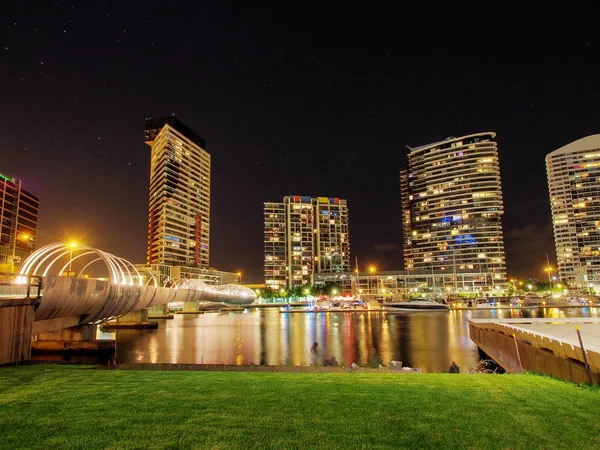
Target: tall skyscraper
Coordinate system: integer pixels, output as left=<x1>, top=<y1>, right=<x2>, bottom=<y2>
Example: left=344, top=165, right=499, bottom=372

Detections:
left=0, top=172, right=39, bottom=272
left=144, top=117, right=210, bottom=268
left=264, top=201, right=287, bottom=288
left=546, top=135, right=600, bottom=285
left=401, top=132, right=506, bottom=283
left=264, top=196, right=350, bottom=289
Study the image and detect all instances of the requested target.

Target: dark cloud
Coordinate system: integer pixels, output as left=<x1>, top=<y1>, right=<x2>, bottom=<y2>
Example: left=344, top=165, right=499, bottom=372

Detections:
left=373, top=243, right=400, bottom=252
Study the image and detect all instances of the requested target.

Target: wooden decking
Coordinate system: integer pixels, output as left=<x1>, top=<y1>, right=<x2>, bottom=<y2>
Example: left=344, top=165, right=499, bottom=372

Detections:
left=0, top=298, right=39, bottom=365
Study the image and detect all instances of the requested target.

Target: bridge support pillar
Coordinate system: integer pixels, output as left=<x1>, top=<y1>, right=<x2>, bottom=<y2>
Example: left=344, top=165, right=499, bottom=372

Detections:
left=118, top=309, right=149, bottom=323
left=183, top=302, right=199, bottom=312
left=101, top=309, right=158, bottom=329
left=148, top=305, right=173, bottom=319
left=36, top=324, right=96, bottom=341
left=32, top=324, right=115, bottom=355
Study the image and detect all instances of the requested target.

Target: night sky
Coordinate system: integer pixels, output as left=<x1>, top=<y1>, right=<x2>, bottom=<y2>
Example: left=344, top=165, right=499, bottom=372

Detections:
left=1, top=2, right=598, bottom=283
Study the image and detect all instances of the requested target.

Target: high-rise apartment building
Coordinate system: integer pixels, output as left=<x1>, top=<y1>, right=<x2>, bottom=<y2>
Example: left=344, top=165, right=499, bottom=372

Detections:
left=144, top=117, right=210, bottom=268
left=401, top=132, right=506, bottom=283
left=264, top=202, right=287, bottom=288
left=264, top=196, right=350, bottom=289
left=546, top=135, right=600, bottom=285
left=0, top=172, right=39, bottom=272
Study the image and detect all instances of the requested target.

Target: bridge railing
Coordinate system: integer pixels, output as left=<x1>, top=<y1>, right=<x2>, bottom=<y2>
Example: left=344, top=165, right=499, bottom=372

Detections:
left=0, top=272, right=43, bottom=299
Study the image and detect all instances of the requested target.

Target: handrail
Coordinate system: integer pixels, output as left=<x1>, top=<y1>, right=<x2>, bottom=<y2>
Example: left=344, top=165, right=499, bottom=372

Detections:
left=0, top=272, right=43, bottom=299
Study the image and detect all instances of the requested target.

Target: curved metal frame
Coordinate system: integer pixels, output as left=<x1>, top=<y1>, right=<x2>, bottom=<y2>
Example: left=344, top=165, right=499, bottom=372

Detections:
left=20, top=241, right=258, bottom=327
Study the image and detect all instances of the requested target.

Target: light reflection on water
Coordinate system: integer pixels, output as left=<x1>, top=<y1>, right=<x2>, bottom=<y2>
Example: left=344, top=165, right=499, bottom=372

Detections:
left=110, top=307, right=600, bottom=372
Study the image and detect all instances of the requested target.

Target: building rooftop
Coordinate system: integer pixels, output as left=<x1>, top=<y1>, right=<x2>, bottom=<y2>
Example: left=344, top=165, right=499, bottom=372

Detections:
left=408, top=132, right=496, bottom=153
left=0, top=172, right=38, bottom=200
left=547, top=134, right=600, bottom=158
left=144, top=116, right=206, bottom=148
left=0, top=172, right=15, bottom=183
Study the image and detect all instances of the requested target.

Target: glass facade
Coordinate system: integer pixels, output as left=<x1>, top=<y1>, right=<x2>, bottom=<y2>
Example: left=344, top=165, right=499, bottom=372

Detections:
left=145, top=117, right=211, bottom=268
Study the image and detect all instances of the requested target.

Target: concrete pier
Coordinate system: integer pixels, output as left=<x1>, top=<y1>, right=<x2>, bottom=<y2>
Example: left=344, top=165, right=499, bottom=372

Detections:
left=101, top=309, right=158, bottom=329
left=148, top=305, right=174, bottom=319
left=33, top=324, right=115, bottom=354
left=469, top=318, right=600, bottom=384
left=183, top=302, right=199, bottom=312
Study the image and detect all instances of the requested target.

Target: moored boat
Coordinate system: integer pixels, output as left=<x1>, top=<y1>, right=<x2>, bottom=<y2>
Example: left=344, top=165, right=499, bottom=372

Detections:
left=384, top=298, right=449, bottom=311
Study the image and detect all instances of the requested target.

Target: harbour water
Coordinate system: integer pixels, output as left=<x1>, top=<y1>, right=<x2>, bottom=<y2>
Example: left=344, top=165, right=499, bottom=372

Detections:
left=105, top=307, right=600, bottom=372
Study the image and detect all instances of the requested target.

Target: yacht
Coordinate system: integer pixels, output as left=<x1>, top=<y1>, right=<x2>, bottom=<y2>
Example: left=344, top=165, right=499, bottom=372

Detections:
left=384, top=298, right=449, bottom=311
left=521, top=294, right=542, bottom=306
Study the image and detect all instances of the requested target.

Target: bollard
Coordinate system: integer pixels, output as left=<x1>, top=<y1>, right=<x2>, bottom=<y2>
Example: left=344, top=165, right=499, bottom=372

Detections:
left=575, top=326, right=594, bottom=385
left=513, top=334, right=523, bottom=373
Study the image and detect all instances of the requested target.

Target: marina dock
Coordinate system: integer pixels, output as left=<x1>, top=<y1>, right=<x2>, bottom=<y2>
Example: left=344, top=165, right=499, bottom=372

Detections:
left=469, top=318, right=600, bottom=384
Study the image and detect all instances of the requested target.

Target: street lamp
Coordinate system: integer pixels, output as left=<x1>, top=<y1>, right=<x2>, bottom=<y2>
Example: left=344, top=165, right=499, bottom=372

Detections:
left=237, top=271, right=242, bottom=285
left=369, top=265, right=376, bottom=274
left=10, top=233, right=30, bottom=274
left=544, top=266, right=553, bottom=287
left=68, top=242, right=78, bottom=275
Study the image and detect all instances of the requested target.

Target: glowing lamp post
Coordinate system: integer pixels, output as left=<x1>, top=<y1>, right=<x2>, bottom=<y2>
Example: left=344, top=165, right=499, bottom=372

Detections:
left=544, top=266, right=553, bottom=287
left=10, top=233, right=31, bottom=274
left=68, top=242, right=78, bottom=276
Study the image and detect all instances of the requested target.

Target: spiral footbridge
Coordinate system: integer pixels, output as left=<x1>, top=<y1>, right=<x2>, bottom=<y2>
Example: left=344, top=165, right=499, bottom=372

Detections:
left=17, top=242, right=256, bottom=333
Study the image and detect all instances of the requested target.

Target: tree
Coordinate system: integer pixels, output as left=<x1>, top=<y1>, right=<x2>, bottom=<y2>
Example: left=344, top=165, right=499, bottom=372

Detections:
left=300, top=283, right=313, bottom=297
left=259, top=287, right=276, bottom=302
left=325, top=282, right=341, bottom=297
left=313, top=284, right=326, bottom=296
left=278, top=287, right=289, bottom=300
left=290, top=285, right=304, bottom=299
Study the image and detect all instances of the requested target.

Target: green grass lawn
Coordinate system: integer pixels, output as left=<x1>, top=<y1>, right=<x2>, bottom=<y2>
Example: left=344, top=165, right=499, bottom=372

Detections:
left=1, top=365, right=599, bottom=449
